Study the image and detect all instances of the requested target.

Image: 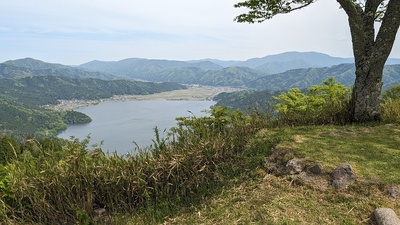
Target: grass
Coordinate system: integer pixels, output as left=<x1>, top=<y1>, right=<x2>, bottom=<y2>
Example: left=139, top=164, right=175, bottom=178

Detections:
left=2, top=86, right=400, bottom=224
left=157, top=174, right=397, bottom=224
left=124, top=123, right=400, bottom=224
left=263, top=124, right=400, bottom=184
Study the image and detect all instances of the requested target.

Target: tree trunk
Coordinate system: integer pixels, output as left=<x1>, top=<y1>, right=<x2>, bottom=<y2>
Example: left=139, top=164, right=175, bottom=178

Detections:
left=337, top=0, right=400, bottom=122
left=351, top=60, right=384, bottom=121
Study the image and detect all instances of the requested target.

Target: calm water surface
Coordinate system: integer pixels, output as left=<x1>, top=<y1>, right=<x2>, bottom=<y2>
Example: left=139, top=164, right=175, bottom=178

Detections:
left=58, top=100, right=215, bottom=155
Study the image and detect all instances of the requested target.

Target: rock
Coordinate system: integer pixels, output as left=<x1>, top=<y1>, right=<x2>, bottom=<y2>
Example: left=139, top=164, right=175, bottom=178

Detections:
left=292, top=171, right=330, bottom=190
left=265, top=148, right=295, bottom=175
left=265, top=159, right=280, bottom=174
left=374, top=208, right=400, bottom=225
left=331, top=163, right=356, bottom=190
left=388, top=185, right=400, bottom=199
left=308, top=163, right=324, bottom=175
left=94, top=208, right=107, bottom=216
left=286, top=158, right=304, bottom=174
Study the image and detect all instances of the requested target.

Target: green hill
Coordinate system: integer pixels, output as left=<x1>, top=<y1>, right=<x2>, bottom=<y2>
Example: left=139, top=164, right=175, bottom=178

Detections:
left=0, top=76, right=186, bottom=106
left=1, top=58, right=118, bottom=80
left=0, top=75, right=186, bottom=139
left=247, top=64, right=400, bottom=91
left=80, top=59, right=263, bottom=87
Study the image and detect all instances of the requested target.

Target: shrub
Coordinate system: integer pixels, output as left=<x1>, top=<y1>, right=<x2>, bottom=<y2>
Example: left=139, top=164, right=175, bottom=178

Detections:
left=273, top=77, right=351, bottom=125
left=381, top=84, right=400, bottom=123
left=382, top=83, right=400, bottom=100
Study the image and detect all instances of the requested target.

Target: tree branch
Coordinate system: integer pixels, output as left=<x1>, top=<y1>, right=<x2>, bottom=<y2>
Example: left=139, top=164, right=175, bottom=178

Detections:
left=234, top=0, right=316, bottom=23
left=336, top=0, right=365, bottom=62
left=373, top=0, right=400, bottom=62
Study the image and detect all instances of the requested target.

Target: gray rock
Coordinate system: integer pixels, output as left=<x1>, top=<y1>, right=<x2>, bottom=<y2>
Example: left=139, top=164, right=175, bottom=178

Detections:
left=308, top=163, right=324, bottom=175
left=331, top=163, right=356, bottom=190
left=286, top=158, right=304, bottom=174
left=374, top=208, right=400, bottom=225
left=388, top=186, right=400, bottom=199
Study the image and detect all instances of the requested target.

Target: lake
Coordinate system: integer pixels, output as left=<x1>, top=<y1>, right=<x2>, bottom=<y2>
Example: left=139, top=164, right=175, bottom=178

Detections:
left=58, top=100, right=215, bottom=155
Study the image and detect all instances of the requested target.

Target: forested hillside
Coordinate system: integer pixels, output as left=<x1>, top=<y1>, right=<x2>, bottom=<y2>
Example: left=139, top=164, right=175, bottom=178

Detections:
left=247, top=64, right=400, bottom=91
left=0, top=58, right=187, bottom=140
left=214, top=90, right=283, bottom=112
left=0, top=76, right=186, bottom=106
left=80, top=59, right=263, bottom=87
left=79, top=53, right=400, bottom=89
left=0, top=101, right=65, bottom=140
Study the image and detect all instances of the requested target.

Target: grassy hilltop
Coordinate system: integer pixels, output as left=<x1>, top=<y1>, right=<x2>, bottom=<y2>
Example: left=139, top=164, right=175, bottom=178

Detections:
left=0, top=80, right=400, bottom=224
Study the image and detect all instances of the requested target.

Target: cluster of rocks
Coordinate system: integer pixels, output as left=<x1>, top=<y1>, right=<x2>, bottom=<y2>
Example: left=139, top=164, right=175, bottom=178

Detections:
left=265, top=147, right=400, bottom=224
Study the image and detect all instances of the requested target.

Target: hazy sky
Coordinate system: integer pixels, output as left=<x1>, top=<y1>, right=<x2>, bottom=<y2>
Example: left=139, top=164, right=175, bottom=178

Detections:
left=1, top=0, right=399, bottom=65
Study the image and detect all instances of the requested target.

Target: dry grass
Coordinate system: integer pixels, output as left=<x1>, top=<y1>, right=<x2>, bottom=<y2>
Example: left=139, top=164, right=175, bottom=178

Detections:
left=158, top=173, right=400, bottom=225
left=127, top=123, right=400, bottom=225
left=382, top=98, right=400, bottom=123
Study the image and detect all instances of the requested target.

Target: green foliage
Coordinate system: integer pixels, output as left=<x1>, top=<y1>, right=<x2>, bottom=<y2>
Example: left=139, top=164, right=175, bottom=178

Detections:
left=0, top=101, right=67, bottom=141
left=382, top=83, right=400, bottom=100
left=234, top=0, right=316, bottom=23
left=63, top=110, right=92, bottom=124
left=246, top=62, right=400, bottom=92
left=0, top=76, right=186, bottom=106
left=0, top=136, right=20, bottom=165
left=139, top=66, right=263, bottom=87
left=214, top=89, right=281, bottom=112
left=273, top=77, right=351, bottom=125
left=381, top=84, right=400, bottom=123
left=76, top=209, right=94, bottom=225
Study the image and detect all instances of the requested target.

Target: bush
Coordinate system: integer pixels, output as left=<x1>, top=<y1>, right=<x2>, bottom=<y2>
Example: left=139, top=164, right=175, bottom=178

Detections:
left=273, top=77, right=351, bottom=125
left=382, top=83, right=400, bottom=101
left=381, top=84, right=400, bottom=123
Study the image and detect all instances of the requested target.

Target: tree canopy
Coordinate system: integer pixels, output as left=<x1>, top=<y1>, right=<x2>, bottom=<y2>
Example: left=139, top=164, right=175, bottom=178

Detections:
left=234, top=0, right=400, bottom=122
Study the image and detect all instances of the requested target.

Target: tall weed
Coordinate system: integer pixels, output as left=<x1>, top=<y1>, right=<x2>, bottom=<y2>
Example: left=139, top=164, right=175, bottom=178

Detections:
left=381, top=84, right=400, bottom=123
left=0, top=106, right=266, bottom=224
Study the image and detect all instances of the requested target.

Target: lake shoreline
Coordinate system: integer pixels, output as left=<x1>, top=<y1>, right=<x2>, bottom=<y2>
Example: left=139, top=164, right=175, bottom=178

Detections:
left=58, top=100, right=217, bottom=153
left=46, top=86, right=239, bottom=111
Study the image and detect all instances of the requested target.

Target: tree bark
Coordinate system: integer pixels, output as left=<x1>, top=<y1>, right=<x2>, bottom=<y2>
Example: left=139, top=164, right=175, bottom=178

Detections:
left=337, top=0, right=400, bottom=122
left=352, top=60, right=384, bottom=121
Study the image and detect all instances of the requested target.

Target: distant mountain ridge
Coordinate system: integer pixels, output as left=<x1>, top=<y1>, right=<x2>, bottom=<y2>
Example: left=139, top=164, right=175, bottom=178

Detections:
left=247, top=63, right=400, bottom=91
left=83, top=51, right=356, bottom=76
left=194, top=51, right=400, bottom=73
left=2, top=52, right=400, bottom=90
left=79, top=51, right=400, bottom=84
left=80, top=58, right=263, bottom=86
left=0, top=58, right=118, bottom=80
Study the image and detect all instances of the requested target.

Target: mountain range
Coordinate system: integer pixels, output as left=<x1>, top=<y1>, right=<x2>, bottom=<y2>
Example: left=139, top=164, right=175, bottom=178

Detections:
left=0, top=58, right=117, bottom=80
left=1, top=51, right=400, bottom=91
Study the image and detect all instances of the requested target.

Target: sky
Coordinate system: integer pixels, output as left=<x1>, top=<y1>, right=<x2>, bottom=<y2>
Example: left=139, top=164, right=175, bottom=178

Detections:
left=1, top=0, right=399, bottom=65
